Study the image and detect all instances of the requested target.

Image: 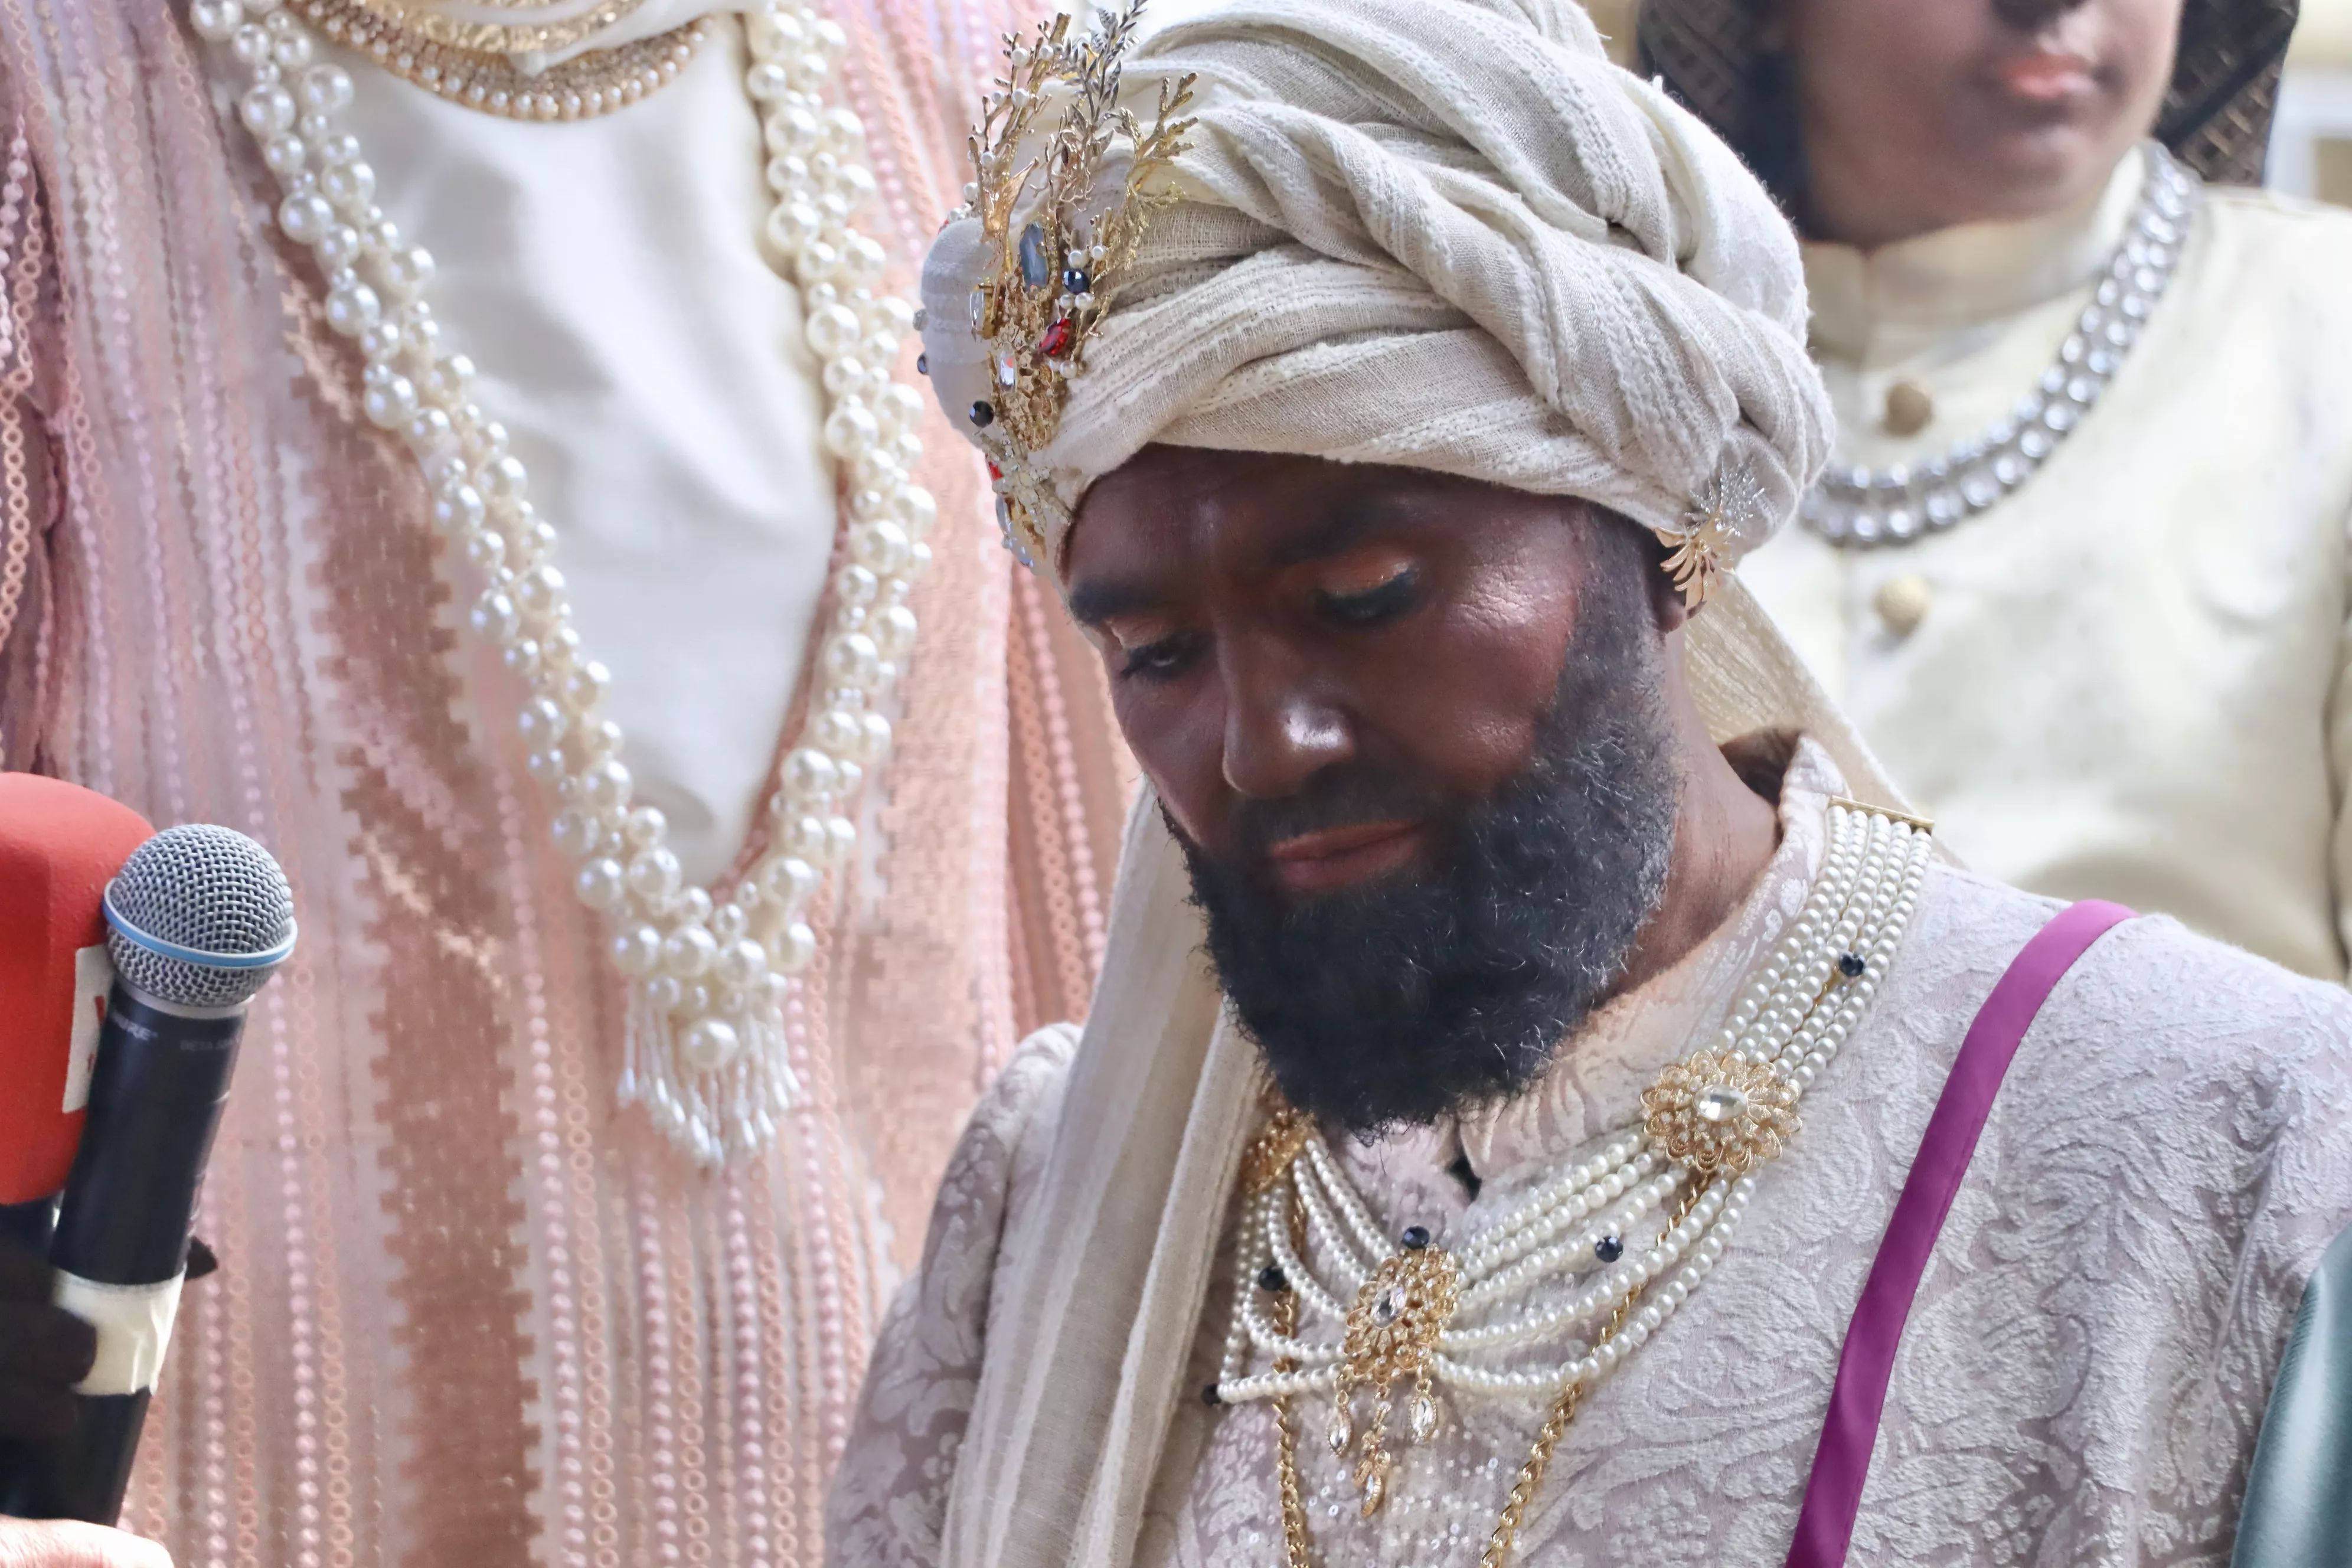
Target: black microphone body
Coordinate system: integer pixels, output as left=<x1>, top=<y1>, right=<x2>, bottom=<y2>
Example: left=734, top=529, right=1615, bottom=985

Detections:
left=0, top=987, right=246, bottom=1524
left=53, top=988, right=242, bottom=1283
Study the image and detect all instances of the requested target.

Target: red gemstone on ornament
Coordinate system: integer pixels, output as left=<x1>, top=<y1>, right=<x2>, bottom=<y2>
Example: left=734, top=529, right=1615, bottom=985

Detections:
left=986, top=461, right=1003, bottom=481
left=1039, top=318, right=1074, bottom=358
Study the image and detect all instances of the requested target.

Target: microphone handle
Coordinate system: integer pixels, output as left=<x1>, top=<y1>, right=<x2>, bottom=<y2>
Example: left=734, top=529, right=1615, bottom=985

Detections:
left=0, top=985, right=243, bottom=1525
left=53, top=985, right=243, bottom=1285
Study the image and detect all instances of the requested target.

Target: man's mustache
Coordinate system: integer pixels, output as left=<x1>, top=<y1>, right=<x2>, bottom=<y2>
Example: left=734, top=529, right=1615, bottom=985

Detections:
left=1219, top=767, right=1454, bottom=863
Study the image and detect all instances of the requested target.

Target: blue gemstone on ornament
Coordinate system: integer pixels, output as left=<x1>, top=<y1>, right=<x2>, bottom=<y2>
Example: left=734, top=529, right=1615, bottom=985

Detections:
left=1018, top=224, right=1051, bottom=288
left=1594, top=1233, right=1623, bottom=1264
left=969, top=399, right=996, bottom=428
left=1838, top=952, right=1866, bottom=978
left=1061, top=266, right=1091, bottom=296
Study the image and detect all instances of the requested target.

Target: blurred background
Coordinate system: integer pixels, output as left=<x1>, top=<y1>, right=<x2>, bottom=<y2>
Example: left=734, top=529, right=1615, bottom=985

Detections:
left=1587, top=0, right=2352, bottom=206
left=2276, top=0, right=2352, bottom=202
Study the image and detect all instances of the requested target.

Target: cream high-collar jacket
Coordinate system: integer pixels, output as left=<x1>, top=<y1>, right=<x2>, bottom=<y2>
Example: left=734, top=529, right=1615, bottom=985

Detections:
left=1742, top=148, right=2352, bottom=982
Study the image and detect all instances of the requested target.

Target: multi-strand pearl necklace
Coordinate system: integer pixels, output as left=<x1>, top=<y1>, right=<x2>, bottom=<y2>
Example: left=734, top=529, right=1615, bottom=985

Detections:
left=1214, top=800, right=1935, bottom=1567
left=1799, top=144, right=2193, bottom=548
left=187, top=0, right=935, bottom=1165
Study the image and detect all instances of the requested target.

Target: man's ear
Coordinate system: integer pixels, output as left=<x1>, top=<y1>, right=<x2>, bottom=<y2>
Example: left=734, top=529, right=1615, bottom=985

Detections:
left=1649, top=570, right=1691, bottom=633
left=1636, top=528, right=1690, bottom=634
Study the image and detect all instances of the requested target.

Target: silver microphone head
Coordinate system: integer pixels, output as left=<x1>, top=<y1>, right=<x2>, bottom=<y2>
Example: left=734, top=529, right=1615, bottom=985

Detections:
left=103, top=825, right=298, bottom=1010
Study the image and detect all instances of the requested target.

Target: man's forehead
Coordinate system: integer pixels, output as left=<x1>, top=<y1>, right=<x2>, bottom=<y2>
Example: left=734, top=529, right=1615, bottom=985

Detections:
left=1067, top=447, right=1478, bottom=589
left=1077, top=446, right=1322, bottom=530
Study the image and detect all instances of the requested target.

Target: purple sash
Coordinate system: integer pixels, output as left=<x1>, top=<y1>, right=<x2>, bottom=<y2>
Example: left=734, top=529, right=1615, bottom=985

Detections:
left=1782, top=900, right=2137, bottom=1568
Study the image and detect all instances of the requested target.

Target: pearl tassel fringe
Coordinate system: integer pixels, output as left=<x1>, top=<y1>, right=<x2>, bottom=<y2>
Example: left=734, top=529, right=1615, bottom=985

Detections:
left=188, top=0, right=935, bottom=1165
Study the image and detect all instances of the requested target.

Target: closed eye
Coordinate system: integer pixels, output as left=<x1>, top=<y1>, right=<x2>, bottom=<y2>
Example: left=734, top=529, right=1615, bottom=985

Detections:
left=1314, top=568, right=1420, bottom=629
left=1118, top=631, right=1206, bottom=684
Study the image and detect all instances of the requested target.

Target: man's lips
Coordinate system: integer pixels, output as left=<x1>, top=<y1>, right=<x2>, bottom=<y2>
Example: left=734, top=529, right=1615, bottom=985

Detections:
left=1263, top=819, right=1429, bottom=895
left=1990, top=50, right=2096, bottom=103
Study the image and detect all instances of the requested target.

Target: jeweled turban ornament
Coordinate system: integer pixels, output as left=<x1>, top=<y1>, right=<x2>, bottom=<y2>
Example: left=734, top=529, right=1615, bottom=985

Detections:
left=953, top=4, right=1195, bottom=568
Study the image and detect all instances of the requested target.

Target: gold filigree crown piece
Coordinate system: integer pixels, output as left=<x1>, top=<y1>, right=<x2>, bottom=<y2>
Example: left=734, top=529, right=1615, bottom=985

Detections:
left=956, top=4, right=1195, bottom=567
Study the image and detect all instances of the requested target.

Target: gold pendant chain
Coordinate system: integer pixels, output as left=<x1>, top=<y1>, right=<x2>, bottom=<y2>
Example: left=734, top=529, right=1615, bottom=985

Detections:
left=1272, top=1183, right=1707, bottom=1568
left=1271, top=1202, right=1315, bottom=1568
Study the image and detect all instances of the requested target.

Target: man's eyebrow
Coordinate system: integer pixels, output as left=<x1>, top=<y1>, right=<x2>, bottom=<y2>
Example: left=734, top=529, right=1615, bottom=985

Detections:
left=1065, top=576, right=1167, bottom=627
left=1265, top=496, right=1422, bottom=570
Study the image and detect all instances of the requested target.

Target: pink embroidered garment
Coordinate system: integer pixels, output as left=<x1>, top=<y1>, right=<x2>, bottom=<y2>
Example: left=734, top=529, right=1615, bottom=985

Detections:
left=0, top=2, right=1133, bottom=1563
left=831, top=741, right=2352, bottom=1566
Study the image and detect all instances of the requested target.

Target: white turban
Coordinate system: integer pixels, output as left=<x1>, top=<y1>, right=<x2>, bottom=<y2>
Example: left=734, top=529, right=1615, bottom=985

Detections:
left=919, top=0, right=1834, bottom=577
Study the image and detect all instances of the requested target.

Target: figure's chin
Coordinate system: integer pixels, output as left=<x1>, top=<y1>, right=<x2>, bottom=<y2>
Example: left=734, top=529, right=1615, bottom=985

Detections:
left=1257, top=1023, right=1572, bottom=1137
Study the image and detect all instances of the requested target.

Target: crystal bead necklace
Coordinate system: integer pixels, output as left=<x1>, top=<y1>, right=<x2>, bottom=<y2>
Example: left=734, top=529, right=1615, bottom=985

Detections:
left=1213, top=801, right=1935, bottom=1566
left=187, top=0, right=935, bottom=1164
left=1800, top=145, right=2193, bottom=549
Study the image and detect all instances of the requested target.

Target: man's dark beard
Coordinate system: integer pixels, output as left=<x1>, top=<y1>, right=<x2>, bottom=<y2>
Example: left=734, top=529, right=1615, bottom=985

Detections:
left=1173, top=537, right=1681, bottom=1136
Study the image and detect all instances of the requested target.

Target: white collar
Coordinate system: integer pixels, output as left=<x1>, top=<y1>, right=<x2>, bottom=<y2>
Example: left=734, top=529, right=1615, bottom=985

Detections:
left=1801, top=146, right=2145, bottom=368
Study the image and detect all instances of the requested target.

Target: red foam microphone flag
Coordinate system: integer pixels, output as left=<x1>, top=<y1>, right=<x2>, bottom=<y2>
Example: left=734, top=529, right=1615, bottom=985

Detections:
left=0, top=774, right=153, bottom=1204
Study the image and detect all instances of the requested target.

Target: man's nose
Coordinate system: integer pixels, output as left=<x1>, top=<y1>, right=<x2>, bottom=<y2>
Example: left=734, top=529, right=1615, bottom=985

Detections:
left=1219, top=642, right=1353, bottom=799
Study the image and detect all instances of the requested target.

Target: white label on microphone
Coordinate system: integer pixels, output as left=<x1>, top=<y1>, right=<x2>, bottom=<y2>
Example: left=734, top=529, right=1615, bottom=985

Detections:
left=63, top=943, right=114, bottom=1114
left=54, top=1270, right=185, bottom=1396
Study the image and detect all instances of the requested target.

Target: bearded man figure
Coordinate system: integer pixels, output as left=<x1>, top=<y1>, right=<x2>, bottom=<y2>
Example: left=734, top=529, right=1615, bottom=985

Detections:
left=824, top=2, right=2352, bottom=1565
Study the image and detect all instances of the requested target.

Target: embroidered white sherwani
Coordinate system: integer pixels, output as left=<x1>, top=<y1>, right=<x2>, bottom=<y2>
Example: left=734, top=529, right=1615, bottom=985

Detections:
left=1742, top=149, right=2352, bottom=984
left=828, top=740, right=2352, bottom=1566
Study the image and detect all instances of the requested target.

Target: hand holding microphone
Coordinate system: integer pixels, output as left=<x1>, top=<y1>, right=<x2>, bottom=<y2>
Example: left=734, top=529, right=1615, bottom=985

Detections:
left=0, top=818, right=294, bottom=1527
left=0, top=1241, right=94, bottom=1446
left=0, top=1255, right=156, bottom=1564
left=0, top=1519, right=171, bottom=1568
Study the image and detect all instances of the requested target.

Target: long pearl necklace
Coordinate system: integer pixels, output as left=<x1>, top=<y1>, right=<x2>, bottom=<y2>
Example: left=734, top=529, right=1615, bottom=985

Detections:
left=1214, top=801, right=1934, bottom=1566
left=1799, top=144, right=2192, bottom=548
left=187, top=0, right=935, bottom=1165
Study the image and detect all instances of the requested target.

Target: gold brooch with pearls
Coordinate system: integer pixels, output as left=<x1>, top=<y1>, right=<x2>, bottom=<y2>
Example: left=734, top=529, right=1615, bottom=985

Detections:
left=1641, top=1048, right=1801, bottom=1178
left=957, top=3, right=1195, bottom=566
